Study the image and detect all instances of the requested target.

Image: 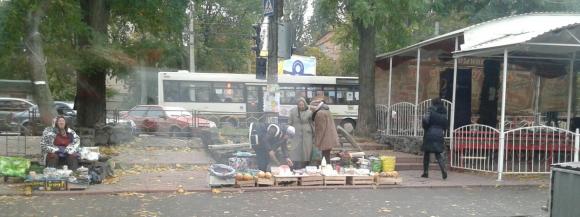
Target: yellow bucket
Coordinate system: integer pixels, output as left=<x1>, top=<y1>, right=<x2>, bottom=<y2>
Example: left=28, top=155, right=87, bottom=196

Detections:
left=380, top=156, right=396, bottom=172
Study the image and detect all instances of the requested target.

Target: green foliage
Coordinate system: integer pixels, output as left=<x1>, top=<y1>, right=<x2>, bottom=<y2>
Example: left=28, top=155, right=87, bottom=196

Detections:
left=192, top=0, right=262, bottom=73
left=302, top=47, right=336, bottom=76
left=0, top=0, right=86, bottom=100
left=316, top=0, right=426, bottom=61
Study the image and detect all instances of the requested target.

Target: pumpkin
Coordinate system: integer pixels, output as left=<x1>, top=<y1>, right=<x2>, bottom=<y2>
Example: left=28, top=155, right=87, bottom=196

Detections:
left=235, top=173, right=243, bottom=181
left=257, top=171, right=266, bottom=178
left=243, top=174, right=253, bottom=181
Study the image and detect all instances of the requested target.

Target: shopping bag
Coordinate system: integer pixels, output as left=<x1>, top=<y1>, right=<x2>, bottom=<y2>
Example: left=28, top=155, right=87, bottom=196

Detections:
left=0, top=156, right=31, bottom=177
left=310, top=146, right=322, bottom=162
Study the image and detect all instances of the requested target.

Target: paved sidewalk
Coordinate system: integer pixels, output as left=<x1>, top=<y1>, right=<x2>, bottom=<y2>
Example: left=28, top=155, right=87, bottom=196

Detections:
left=0, top=169, right=549, bottom=196
left=0, top=136, right=550, bottom=196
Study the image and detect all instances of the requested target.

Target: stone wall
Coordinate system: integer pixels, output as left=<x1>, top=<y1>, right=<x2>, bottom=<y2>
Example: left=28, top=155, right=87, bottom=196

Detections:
left=376, top=135, right=450, bottom=155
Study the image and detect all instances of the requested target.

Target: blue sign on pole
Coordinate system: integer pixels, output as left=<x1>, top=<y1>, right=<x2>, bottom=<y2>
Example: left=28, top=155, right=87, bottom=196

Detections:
left=264, top=0, right=275, bottom=17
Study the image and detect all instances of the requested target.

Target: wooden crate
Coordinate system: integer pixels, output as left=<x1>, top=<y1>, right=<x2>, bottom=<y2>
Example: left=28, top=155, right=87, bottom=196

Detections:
left=347, top=176, right=375, bottom=185
left=256, top=178, right=274, bottom=186
left=235, top=179, right=256, bottom=188
left=299, top=176, right=324, bottom=186
left=323, top=176, right=346, bottom=186
left=273, top=176, right=299, bottom=186
left=375, top=176, right=402, bottom=185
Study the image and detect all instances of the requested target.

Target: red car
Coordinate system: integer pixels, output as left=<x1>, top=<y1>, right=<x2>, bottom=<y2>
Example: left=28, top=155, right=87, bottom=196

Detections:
left=121, top=105, right=216, bottom=136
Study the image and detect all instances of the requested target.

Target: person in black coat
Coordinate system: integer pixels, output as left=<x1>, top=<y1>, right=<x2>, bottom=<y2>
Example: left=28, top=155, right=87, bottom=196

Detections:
left=421, top=98, right=448, bottom=179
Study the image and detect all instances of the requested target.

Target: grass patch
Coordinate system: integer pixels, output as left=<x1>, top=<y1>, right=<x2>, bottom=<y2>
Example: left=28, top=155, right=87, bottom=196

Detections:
left=219, top=127, right=248, bottom=137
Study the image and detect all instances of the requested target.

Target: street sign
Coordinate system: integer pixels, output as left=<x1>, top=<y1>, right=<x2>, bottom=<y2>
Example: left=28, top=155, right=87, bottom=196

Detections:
left=263, top=0, right=274, bottom=17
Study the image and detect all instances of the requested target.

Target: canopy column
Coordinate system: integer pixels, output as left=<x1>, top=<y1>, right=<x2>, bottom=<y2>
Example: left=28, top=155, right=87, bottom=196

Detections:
left=387, top=57, right=393, bottom=134
left=414, top=49, right=421, bottom=136
left=498, top=49, right=509, bottom=181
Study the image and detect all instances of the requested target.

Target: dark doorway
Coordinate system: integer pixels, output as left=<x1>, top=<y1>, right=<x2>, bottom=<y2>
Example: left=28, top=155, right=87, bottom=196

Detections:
left=440, top=68, right=472, bottom=129
left=478, top=60, right=501, bottom=128
left=245, top=85, right=264, bottom=113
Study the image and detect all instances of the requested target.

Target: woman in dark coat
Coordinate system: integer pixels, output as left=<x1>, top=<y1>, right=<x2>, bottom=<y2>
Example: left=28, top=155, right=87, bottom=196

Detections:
left=421, top=98, right=448, bottom=179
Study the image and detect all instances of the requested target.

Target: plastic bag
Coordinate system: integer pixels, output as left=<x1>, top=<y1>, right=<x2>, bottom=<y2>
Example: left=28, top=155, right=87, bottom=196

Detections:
left=370, top=157, right=382, bottom=172
left=310, top=146, right=322, bottom=162
left=208, top=164, right=236, bottom=178
left=0, top=156, right=31, bottom=177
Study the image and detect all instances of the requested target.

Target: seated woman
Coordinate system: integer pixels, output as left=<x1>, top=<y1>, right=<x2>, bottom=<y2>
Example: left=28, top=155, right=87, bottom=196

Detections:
left=40, top=116, right=80, bottom=170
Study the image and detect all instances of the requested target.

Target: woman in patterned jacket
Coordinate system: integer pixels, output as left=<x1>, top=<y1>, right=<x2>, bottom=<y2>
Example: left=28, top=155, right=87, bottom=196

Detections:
left=40, top=116, right=80, bottom=169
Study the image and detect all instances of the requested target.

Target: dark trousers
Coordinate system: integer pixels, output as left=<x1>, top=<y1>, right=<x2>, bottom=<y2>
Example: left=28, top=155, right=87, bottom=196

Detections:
left=423, top=152, right=446, bottom=175
left=292, top=161, right=309, bottom=170
left=255, top=149, right=270, bottom=172
left=46, top=153, right=79, bottom=170
left=322, top=150, right=331, bottom=164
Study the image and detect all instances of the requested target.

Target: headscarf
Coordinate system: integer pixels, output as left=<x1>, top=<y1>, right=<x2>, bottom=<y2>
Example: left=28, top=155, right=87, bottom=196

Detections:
left=296, top=97, right=308, bottom=111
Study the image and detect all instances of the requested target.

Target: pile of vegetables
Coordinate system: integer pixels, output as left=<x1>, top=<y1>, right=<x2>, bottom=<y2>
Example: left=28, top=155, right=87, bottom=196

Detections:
left=235, top=170, right=272, bottom=181
left=377, top=171, right=399, bottom=178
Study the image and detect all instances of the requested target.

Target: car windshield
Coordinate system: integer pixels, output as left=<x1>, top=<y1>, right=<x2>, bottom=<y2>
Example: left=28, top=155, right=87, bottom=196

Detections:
left=165, top=110, right=191, bottom=116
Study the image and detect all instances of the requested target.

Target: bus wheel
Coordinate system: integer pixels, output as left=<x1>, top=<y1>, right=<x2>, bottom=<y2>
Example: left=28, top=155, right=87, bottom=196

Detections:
left=340, top=119, right=356, bottom=133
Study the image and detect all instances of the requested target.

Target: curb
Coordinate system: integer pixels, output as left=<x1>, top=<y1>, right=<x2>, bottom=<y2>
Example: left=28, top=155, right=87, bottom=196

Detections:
left=0, top=182, right=545, bottom=197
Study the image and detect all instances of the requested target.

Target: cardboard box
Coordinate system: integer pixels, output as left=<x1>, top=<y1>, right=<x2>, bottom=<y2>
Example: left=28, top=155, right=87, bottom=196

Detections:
left=25, top=180, right=46, bottom=191
left=45, top=180, right=68, bottom=191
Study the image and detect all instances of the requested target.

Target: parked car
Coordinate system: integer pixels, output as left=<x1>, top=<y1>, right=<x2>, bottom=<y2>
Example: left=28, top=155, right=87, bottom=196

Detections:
left=0, top=97, right=34, bottom=132
left=121, top=105, right=216, bottom=137
left=12, top=101, right=76, bottom=135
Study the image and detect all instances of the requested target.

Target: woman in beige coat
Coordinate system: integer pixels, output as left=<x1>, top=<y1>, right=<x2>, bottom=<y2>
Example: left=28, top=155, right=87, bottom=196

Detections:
left=288, top=97, right=314, bottom=169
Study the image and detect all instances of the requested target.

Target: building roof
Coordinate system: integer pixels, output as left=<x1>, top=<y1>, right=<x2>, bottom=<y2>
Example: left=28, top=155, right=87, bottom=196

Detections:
left=376, top=12, right=580, bottom=60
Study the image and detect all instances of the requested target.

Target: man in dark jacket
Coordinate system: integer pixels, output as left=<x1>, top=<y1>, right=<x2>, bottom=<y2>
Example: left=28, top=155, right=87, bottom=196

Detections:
left=250, top=122, right=294, bottom=171
left=265, top=124, right=294, bottom=168
left=421, top=98, right=448, bottom=179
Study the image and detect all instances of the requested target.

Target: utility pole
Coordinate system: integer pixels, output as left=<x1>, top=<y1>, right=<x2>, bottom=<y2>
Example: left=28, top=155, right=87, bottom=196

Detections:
left=266, top=0, right=282, bottom=123
left=189, top=0, right=195, bottom=73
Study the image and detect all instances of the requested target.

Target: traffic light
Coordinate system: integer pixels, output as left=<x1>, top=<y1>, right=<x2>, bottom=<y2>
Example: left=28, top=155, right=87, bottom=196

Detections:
left=256, top=57, right=267, bottom=80
left=251, top=24, right=261, bottom=57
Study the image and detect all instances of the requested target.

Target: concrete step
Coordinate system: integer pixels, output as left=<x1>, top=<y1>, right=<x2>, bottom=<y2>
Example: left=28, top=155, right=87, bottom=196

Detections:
left=395, top=163, right=449, bottom=171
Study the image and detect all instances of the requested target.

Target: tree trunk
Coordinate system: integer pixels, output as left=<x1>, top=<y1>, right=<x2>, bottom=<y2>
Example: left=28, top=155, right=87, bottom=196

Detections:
left=354, top=20, right=377, bottom=137
left=26, top=2, right=55, bottom=126
left=76, top=0, right=109, bottom=129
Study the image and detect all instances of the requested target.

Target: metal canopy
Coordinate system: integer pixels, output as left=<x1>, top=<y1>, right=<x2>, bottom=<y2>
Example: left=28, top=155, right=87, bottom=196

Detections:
left=454, top=13, right=580, bottom=58
left=376, top=13, right=580, bottom=60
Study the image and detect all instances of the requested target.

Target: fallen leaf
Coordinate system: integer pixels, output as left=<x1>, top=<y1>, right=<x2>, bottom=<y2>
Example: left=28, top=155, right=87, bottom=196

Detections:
left=212, top=188, right=221, bottom=194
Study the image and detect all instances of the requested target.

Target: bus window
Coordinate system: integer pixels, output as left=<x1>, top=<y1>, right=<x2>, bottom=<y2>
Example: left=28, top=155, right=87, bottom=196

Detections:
left=280, top=86, right=296, bottom=105
left=189, top=82, right=210, bottom=102
left=163, top=81, right=180, bottom=102
left=306, top=86, right=322, bottom=102
left=336, top=86, right=358, bottom=105
left=323, top=86, right=336, bottom=104
left=213, top=83, right=244, bottom=103
left=295, top=86, right=307, bottom=101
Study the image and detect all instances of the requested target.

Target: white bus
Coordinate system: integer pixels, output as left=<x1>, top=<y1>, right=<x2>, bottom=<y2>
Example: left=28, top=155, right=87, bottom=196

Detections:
left=158, top=71, right=359, bottom=128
